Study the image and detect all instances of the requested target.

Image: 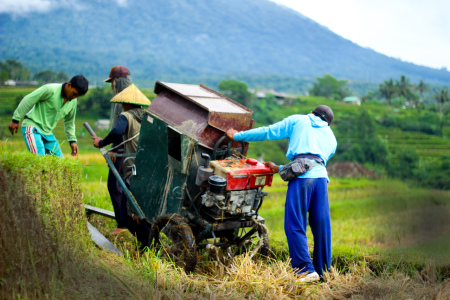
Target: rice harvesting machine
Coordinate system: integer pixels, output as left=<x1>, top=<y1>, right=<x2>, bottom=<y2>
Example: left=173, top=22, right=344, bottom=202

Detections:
left=86, top=81, right=274, bottom=272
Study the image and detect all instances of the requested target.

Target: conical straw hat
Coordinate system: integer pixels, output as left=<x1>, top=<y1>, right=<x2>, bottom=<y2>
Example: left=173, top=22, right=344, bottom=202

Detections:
left=110, top=84, right=151, bottom=106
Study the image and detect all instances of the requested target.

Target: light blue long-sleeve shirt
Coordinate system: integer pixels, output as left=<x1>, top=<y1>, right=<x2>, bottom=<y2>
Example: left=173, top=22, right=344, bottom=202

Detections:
left=234, top=114, right=337, bottom=181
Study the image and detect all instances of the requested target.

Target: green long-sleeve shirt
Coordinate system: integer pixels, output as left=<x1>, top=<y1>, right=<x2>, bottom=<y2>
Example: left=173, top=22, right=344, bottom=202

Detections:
left=12, top=83, right=78, bottom=142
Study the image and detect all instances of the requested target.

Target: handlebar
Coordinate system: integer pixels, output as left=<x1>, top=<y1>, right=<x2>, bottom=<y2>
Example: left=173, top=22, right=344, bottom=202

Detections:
left=83, top=122, right=97, bottom=137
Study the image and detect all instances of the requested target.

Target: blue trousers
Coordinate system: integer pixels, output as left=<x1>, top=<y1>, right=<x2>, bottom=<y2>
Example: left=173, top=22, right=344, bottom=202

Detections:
left=285, top=178, right=331, bottom=276
left=21, top=126, right=63, bottom=157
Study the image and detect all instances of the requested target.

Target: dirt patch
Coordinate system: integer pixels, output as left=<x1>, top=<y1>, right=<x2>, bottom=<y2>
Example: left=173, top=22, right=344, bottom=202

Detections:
left=328, top=161, right=381, bottom=178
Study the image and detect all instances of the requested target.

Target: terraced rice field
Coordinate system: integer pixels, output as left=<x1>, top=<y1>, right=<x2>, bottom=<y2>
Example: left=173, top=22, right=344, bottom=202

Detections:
left=378, top=128, right=450, bottom=158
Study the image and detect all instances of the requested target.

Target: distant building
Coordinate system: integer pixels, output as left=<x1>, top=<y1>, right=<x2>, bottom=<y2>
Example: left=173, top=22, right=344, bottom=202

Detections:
left=95, top=120, right=111, bottom=130
left=4, top=80, right=16, bottom=86
left=343, top=96, right=361, bottom=105
left=250, top=88, right=294, bottom=104
left=16, top=81, right=38, bottom=86
left=3, top=80, right=38, bottom=86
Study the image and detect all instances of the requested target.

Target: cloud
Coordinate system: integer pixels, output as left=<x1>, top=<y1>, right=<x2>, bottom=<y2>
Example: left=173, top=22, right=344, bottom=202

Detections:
left=115, top=0, right=129, bottom=7
left=0, top=0, right=55, bottom=14
left=0, top=0, right=128, bottom=15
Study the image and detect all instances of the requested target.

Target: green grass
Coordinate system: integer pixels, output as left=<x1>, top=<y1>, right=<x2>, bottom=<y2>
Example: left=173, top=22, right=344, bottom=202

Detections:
left=0, top=86, right=36, bottom=114
left=407, top=236, right=450, bottom=258
left=260, top=176, right=450, bottom=260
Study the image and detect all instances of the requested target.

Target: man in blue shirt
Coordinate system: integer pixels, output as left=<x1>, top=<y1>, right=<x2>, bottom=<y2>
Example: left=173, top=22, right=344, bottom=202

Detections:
left=226, top=105, right=337, bottom=282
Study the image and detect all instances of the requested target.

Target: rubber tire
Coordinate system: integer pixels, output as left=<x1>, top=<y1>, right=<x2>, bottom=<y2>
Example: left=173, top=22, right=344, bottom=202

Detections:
left=148, top=214, right=197, bottom=273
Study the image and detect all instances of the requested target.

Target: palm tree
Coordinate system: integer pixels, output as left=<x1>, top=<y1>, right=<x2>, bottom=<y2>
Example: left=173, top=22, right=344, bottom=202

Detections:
left=396, top=75, right=414, bottom=107
left=435, top=89, right=449, bottom=132
left=417, top=79, right=428, bottom=105
left=379, top=79, right=396, bottom=105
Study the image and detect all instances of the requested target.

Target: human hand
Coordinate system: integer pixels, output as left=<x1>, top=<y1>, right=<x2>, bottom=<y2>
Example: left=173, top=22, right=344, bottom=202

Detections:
left=226, top=128, right=238, bottom=140
left=108, top=151, right=117, bottom=163
left=263, top=161, right=279, bottom=173
left=91, top=136, right=103, bottom=148
left=70, top=143, right=79, bottom=156
left=8, top=122, right=19, bottom=135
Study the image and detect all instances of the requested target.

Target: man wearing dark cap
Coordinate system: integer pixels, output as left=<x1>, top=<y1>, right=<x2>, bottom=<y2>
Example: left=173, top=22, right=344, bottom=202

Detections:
left=104, top=66, right=132, bottom=127
left=226, top=105, right=337, bottom=282
left=104, top=66, right=133, bottom=235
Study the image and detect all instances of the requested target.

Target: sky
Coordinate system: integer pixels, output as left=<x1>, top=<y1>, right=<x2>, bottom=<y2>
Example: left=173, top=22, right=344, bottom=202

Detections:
left=271, top=0, right=450, bottom=71
left=1, top=0, right=449, bottom=71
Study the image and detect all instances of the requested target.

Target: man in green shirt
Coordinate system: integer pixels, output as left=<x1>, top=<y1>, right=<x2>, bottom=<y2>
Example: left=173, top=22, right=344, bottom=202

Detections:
left=8, top=74, right=89, bottom=157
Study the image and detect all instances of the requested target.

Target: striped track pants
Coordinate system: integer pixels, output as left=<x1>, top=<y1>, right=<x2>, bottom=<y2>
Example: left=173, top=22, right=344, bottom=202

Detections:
left=21, top=126, right=63, bottom=158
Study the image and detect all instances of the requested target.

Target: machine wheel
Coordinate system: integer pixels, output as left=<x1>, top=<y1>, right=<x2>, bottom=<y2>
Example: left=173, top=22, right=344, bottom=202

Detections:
left=148, top=214, right=197, bottom=273
left=212, top=135, right=245, bottom=160
left=233, top=228, right=270, bottom=258
left=224, top=221, right=270, bottom=259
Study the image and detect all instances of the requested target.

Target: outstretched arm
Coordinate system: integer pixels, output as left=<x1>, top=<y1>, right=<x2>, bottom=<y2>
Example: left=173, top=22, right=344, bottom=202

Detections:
left=228, top=116, right=294, bottom=143
left=64, top=103, right=77, bottom=144
left=91, top=115, right=128, bottom=148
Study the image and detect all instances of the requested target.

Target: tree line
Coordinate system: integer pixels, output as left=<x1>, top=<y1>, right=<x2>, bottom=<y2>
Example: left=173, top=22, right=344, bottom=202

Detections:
left=242, top=73, right=448, bottom=134
left=0, top=59, right=68, bottom=84
left=309, top=73, right=449, bottom=132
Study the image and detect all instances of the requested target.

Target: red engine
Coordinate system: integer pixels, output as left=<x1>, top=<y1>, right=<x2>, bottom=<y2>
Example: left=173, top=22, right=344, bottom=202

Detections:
left=210, top=158, right=273, bottom=190
left=197, top=156, right=273, bottom=219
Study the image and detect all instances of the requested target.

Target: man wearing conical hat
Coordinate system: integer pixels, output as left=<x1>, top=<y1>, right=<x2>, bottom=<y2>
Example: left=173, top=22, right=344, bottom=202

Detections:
left=93, top=84, right=151, bottom=180
left=91, top=84, right=151, bottom=243
left=103, top=66, right=133, bottom=235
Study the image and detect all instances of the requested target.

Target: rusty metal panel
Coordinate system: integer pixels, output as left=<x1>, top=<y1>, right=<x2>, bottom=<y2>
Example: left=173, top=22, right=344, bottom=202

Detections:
left=150, top=81, right=255, bottom=151
left=155, top=82, right=218, bottom=99
left=208, top=111, right=253, bottom=132
left=149, top=90, right=209, bottom=139
left=188, top=97, right=248, bottom=113
left=153, top=81, right=252, bottom=115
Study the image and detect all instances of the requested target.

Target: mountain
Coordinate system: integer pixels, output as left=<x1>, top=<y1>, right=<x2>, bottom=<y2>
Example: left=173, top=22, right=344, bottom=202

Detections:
left=1, top=0, right=449, bottom=86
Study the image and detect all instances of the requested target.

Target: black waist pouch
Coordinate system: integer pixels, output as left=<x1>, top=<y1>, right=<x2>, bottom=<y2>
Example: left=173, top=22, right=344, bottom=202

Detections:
left=279, top=156, right=324, bottom=182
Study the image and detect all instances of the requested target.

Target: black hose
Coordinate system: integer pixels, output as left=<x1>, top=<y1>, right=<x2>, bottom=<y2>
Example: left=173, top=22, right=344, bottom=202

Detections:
left=256, top=196, right=264, bottom=214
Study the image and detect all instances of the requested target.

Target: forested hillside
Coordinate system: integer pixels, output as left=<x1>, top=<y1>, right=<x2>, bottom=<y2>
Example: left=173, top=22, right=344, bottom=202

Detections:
left=1, top=0, right=450, bottom=86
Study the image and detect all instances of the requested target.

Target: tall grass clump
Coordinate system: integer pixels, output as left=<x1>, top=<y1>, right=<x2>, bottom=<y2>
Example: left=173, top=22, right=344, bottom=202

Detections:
left=0, top=144, right=90, bottom=298
left=0, top=144, right=154, bottom=299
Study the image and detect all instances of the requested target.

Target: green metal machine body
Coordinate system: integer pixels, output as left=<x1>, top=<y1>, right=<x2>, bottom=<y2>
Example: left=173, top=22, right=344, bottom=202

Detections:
left=129, top=113, right=199, bottom=222
left=128, top=81, right=255, bottom=226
